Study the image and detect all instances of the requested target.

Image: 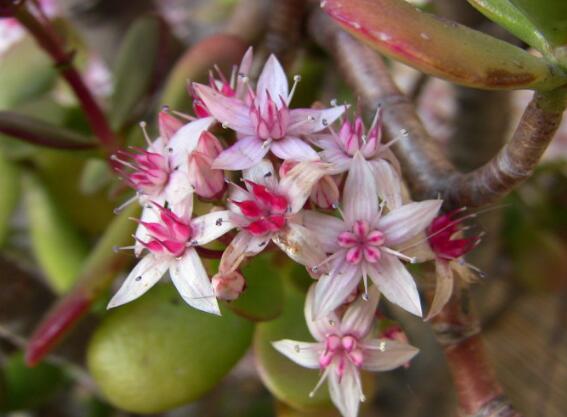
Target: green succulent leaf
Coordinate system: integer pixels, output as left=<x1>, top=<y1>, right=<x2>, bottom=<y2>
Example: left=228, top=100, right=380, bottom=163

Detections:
left=87, top=284, right=254, bottom=414
left=24, top=173, right=90, bottom=293
left=322, top=0, right=567, bottom=90
left=254, top=285, right=332, bottom=411
left=226, top=253, right=285, bottom=321
left=110, top=16, right=164, bottom=130
left=0, top=150, right=20, bottom=246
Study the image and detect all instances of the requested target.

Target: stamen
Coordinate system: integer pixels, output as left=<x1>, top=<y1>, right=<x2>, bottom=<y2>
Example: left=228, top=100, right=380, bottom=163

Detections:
left=368, top=106, right=382, bottom=133
left=113, top=194, right=139, bottom=214
left=287, top=74, right=301, bottom=105
left=262, top=138, right=273, bottom=149
left=171, top=110, right=196, bottom=122
left=110, top=154, right=137, bottom=171
left=229, top=64, right=238, bottom=89
left=309, top=367, right=331, bottom=398
left=139, top=121, right=152, bottom=147
left=382, top=247, right=417, bottom=263
left=380, top=128, right=409, bottom=152
left=112, top=244, right=135, bottom=253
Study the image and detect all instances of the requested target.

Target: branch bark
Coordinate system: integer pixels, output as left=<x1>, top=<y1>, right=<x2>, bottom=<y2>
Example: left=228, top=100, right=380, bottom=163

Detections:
left=308, top=10, right=567, bottom=210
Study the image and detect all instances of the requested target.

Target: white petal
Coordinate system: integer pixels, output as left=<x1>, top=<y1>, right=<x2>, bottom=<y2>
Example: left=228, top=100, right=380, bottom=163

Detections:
left=370, top=159, right=403, bottom=210
left=212, top=136, right=269, bottom=170
left=242, top=158, right=278, bottom=189
left=287, top=106, right=348, bottom=135
left=270, top=137, right=319, bottom=161
left=328, top=362, right=362, bottom=417
left=193, top=84, right=255, bottom=135
left=191, top=210, right=235, bottom=245
left=164, top=169, right=194, bottom=218
left=107, top=254, right=169, bottom=308
left=301, top=210, right=345, bottom=253
left=272, top=222, right=327, bottom=269
left=278, top=161, right=329, bottom=213
left=367, top=255, right=422, bottom=317
left=425, top=260, right=454, bottom=321
left=313, top=263, right=361, bottom=320
left=341, top=287, right=380, bottom=339
left=219, top=231, right=270, bottom=273
left=305, top=284, right=339, bottom=342
left=361, top=339, right=419, bottom=371
left=168, top=117, right=215, bottom=168
left=378, top=200, right=442, bottom=246
left=169, top=249, right=220, bottom=315
left=320, top=148, right=352, bottom=175
left=272, top=340, right=321, bottom=369
left=256, top=54, right=288, bottom=109
left=343, top=153, right=378, bottom=224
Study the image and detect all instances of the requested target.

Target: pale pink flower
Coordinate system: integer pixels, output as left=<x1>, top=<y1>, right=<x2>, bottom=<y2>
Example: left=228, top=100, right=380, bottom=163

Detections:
left=108, top=203, right=235, bottom=314
left=280, top=160, right=340, bottom=209
left=192, top=47, right=254, bottom=118
left=273, top=286, right=418, bottom=417
left=187, top=131, right=226, bottom=200
left=310, top=108, right=404, bottom=208
left=219, top=159, right=328, bottom=273
left=112, top=115, right=214, bottom=255
left=192, top=54, right=347, bottom=170
left=302, top=153, right=442, bottom=318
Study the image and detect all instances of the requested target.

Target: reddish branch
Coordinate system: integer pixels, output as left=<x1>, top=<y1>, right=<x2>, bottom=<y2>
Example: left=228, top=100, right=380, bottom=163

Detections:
left=432, top=288, right=521, bottom=417
left=308, top=10, right=567, bottom=210
left=11, top=2, right=119, bottom=154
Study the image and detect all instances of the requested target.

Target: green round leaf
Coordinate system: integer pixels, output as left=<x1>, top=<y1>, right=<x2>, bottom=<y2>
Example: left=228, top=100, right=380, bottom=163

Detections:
left=87, top=284, right=254, bottom=414
left=254, top=285, right=332, bottom=411
left=227, top=253, right=285, bottom=321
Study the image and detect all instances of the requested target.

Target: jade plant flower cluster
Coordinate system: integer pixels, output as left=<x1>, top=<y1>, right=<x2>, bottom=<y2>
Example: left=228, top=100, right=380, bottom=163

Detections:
left=109, top=49, right=479, bottom=417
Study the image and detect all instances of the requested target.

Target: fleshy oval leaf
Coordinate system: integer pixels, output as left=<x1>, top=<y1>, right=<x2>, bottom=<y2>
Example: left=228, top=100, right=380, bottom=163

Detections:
left=87, top=284, right=254, bottom=414
left=322, top=0, right=567, bottom=90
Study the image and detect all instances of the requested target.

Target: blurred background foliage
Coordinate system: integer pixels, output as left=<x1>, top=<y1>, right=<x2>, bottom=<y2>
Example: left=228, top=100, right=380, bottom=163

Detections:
left=0, top=0, right=566, bottom=416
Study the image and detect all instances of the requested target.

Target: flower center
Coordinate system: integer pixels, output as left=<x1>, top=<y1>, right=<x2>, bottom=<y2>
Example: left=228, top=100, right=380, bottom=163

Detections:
left=114, top=148, right=170, bottom=196
left=337, top=220, right=385, bottom=265
left=234, top=181, right=289, bottom=236
left=250, top=93, right=289, bottom=141
left=319, top=334, right=363, bottom=377
left=139, top=205, right=193, bottom=258
left=427, top=210, right=480, bottom=260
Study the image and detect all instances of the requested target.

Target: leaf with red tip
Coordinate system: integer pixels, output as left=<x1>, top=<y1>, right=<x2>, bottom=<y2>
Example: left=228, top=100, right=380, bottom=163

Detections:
left=322, top=0, right=567, bottom=90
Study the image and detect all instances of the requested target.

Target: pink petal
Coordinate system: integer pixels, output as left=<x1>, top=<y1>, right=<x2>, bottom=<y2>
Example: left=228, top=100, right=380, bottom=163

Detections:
left=234, top=47, right=254, bottom=99
left=212, top=136, right=269, bottom=170
left=340, top=288, right=380, bottom=339
left=370, top=159, right=403, bottom=209
left=287, top=105, right=348, bottom=135
left=378, top=200, right=443, bottom=246
left=169, top=249, right=220, bottom=315
left=301, top=210, right=345, bottom=253
left=107, top=254, right=169, bottom=308
left=191, top=210, right=235, bottom=245
left=193, top=83, right=254, bottom=135
left=328, top=362, right=363, bottom=417
left=271, top=340, right=321, bottom=369
left=343, top=153, right=377, bottom=224
left=311, top=175, right=340, bottom=209
left=367, top=255, right=422, bottom=317
left=278, top=160, right=329, bottom=213
left=320, top=148, right=352, bottom=175
left=361, top=339, right=419, bottom=371
left=255, top=54, right=289, bottom=110
left=312, top=262, right=361, bottom=320
left=425, top=260, right=454, bottom=320
left=242, top=159, right=278, bottom=189
left=270, top=136, right=319, bottom=161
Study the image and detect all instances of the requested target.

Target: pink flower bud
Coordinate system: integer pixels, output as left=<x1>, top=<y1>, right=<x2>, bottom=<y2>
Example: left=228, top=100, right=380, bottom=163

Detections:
left=212, top=270, right=246, bottom=301
left=188, top=131, right=226, bottom=200
left=310, top=175, right=340, bottom=209
left=158, top=110, right=184, bottom=143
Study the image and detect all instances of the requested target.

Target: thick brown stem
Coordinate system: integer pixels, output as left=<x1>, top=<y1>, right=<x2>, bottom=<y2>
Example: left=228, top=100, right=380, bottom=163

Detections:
left=13, top=4, right=119, bottom=154
left=264, top=0, right=307, bottom=65
left=432, top=288, right=521, bottom=417
left=308, top=10, right=567, bottom=209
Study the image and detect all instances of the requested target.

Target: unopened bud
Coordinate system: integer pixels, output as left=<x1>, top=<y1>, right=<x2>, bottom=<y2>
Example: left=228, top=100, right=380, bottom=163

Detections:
left=158, top=110, right=184, bottom=143
left=188, top=132, right=226, bottom=200
left=212, top=271, right=246, bottom=301
left=310, top=175, right=340, bottom=209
